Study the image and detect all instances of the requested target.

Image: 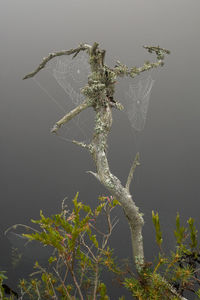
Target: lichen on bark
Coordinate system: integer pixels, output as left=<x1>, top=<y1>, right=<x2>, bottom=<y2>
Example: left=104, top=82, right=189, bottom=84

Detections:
left=23, top=42, right=170, bottom=273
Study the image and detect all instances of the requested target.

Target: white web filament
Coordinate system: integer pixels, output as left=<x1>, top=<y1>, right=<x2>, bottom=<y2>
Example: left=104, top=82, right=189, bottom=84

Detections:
left=126, top=75, right=155, bottom=132
left=52, top=53, right=91, bottom=106
left=33, top=52, right=93, bottom=144
left=33, top=52, right=155, bottom=144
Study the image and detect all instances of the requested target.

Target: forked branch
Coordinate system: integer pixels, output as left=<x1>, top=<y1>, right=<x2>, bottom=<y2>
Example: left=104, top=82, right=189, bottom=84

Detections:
left=23, top=42, right=169, bottom=270
left=23, top=42, right=187, bottom=299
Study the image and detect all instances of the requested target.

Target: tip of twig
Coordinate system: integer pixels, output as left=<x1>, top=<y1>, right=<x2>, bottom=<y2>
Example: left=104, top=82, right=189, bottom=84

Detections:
left=51, top=124, right=59, bottom=134
left=86, top=171, right=100, bottom=181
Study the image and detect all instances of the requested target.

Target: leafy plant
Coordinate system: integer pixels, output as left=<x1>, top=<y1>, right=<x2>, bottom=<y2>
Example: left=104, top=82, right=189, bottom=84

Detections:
left=17, top=41, right=199, bottom=299
left=3, top=200, right=200, bottom=299
left=8, top=194, right=124, bottom=300
left=121, top=212, right=200, bottom=299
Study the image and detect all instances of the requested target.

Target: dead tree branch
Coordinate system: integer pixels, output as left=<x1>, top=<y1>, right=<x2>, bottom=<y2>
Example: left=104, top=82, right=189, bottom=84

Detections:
left=23, top=43, right=91, bottom=80
left=126, top=152, right=140, bottom=192
left=23, top=43, right=187, bottom=299
left=23, top=42, right=169, bottom=272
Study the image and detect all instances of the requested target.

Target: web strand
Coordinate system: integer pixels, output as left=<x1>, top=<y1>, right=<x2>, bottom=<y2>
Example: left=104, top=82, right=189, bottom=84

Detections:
left=32, top=52, right=93, bottom=144
left=126, top=75, right=155, bottom=132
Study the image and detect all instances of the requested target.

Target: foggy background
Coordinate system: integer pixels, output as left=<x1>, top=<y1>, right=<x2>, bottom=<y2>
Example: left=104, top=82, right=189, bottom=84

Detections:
left=1, top=0, right=200, bottom=298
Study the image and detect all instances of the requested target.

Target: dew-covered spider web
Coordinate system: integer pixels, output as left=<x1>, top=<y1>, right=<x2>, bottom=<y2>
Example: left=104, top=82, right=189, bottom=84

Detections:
left=126, top=75, right=155, bottom=132
left=114, top=70, right=157, bottom=147
left=127, top=74, right=154, bottom=181
left=52, top=52, right=90, bottom=106
left=33, top=51, right=94, bottom=144
left=33, top=51, right=158, bottom=148
left=113, top=68, right=159, bottom=187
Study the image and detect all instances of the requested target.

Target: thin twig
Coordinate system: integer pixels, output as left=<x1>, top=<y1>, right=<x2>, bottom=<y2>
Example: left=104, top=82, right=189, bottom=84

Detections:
left=5, top=224, right=40, bottom=235
left=126, top=152, right=140, bottom=192
left=80, top=237, right=97, bottom=262
left=53, top=267, right=71, bottom=298
left=92, top=262, right=99, bottom=300
left=86, top=171, right=100, bottom=181
left=23, top=43, right=91, bottom=80
left=51, top=99, right=92, bottom=133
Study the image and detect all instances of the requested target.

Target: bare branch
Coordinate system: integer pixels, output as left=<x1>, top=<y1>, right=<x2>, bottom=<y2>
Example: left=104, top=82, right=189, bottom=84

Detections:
left=86, top=171, right=100, bottom=181
left=143, top=45, right=170, bottom=57
left=23, top=43, right=91, bottom=80
left=23, top=43, right=175, bottom=290
left=72, top=140, right=88, bottom=149
left=5, top=223, right=40, bottom=235
left=63, top=255, right=84, bottom=300
left=88, top=223, right=107, bottom=237
left=110, top=101, right=124, bottom=111
left=126, top=152, right=140, bottom=192
left=92, top=262, right=99, bottom=300
left=51, top=99, right=92, bottom=133
left=113, top=45, right=170, bottom=78
left=80, top=237, right=97, bottom=262
left=53, top=267, right=71, bottom=298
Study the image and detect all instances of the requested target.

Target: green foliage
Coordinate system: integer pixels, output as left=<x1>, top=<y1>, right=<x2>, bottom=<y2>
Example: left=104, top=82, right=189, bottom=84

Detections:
left=0, top=271, right=8, bottom=281
left=121, top=212, right=200, bottom=299
left=0, top=271, right=17, bottom=300
left=123, top=272, right=174, bottom=300
left=5, top=197, right=200, bottom=299
left=174, top=213, right=186, bottom=246
left=187, top=217, right=198, bottom=249
left=196, top=288, right=200, bottom=298
left=14, top=194, right=124, bottom=299
left=97, top=282, right=109, bottom=300
left=0, top=271, right=7, bottom=300
left=152, top=211, right=163, bottom=248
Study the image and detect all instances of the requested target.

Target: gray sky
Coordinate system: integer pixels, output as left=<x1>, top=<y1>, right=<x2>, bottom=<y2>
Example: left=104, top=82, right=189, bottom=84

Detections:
left=1, top=0, right=200, bottom=294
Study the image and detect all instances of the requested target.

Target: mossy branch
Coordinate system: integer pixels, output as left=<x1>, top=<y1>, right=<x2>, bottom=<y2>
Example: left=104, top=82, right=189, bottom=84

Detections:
left=126, top=152, right=140, bottom=192
left=23, top=42, right=170, bottom=275
left=23, top=43, right=92, bottom=80
left=51, top=98, right=92, bottom=134
left=113, top=45, right=170, bottom=78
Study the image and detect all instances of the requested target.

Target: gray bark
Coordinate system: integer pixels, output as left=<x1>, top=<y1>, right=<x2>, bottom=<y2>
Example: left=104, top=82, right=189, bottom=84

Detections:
left=24, top=42, right=188, bottom=299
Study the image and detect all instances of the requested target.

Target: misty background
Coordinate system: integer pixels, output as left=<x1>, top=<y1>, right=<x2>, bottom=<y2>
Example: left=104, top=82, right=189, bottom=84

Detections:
left=0, top=0, right=200, bottom=297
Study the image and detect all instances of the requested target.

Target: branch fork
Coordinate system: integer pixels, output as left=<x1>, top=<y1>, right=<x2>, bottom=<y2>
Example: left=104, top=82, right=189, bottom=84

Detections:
left=23, top=42, right=186, bottom=299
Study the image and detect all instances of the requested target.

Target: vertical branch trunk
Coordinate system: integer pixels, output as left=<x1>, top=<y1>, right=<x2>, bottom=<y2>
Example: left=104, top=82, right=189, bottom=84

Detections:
left=88, top=104, right=144, bottom=271
left=23, top=42, right=188, bottom=298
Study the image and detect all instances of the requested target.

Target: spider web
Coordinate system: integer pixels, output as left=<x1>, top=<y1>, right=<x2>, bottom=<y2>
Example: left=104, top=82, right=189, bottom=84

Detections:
left=113, top=69, right=158, bottom=187
left=33, top=51, right=94, bottom=144
left=114, top=70, right=157, bottom=145
left=33, top=52, right=156, bottom=146
left=52, top=52, right=90, bottom=106
left=125, top=75, right=155, bottom=132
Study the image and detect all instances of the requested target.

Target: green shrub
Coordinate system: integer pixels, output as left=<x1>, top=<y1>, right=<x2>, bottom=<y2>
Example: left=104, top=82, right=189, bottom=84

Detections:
left=2, top=197, right=200, bottom=299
